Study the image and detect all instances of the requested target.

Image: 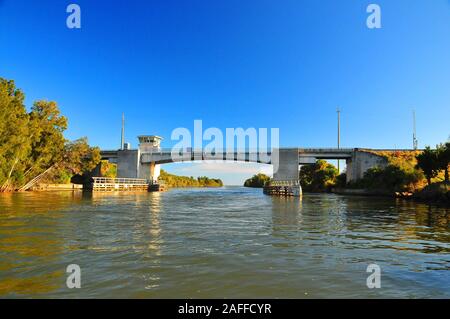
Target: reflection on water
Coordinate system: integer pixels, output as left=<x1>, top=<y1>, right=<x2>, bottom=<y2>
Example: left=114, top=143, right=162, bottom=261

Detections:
left=0, top=188, right=449, bottom=298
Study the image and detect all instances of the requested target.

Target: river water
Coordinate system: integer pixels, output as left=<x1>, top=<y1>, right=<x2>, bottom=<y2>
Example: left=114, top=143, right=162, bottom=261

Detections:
left=0, top=187, right=449, bottom=298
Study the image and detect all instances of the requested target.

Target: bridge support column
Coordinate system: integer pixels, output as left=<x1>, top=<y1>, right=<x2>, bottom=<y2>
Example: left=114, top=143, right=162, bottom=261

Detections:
left=149, top=162, right=161, bottom=184
left=265, top=148, right=302, bottom=197
left=139, top=161, right=160, bottom=184
left=346, top=158, right=353, bottom=184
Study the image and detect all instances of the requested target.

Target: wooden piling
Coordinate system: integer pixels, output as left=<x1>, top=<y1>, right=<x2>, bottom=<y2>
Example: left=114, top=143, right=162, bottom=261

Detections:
left=263, top=180, right=302, bottom=197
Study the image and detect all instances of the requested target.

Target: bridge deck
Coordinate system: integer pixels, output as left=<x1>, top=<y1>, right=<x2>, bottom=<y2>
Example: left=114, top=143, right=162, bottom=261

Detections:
left=101, top=148, right=355, bottom=162
left=101, top=148, right=417, bottom=163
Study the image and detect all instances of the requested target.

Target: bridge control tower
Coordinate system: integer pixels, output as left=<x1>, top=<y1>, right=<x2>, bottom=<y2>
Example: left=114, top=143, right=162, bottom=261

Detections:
left=138, top=135, right=162, bottom=152
left=138, top=135, right=162, bottom=183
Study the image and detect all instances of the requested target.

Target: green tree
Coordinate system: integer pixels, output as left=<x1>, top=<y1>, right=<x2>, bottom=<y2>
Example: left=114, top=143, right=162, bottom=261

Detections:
left=25, top=100, right=68, bottom=178
left=0, top=79, right=30, bottom=191
left=244, top=173, right=271, bottom=188
left=61, top=137, right=101, bottom=175
left=299, top=160, right=338, bottom=192
left=33, top=138, right=101, bottom=185
left=159, top=169, right=223, bottom=188
left=356, top=164, right=423, bottom=192
left=416, top=147, right=439, bottom=186
left=0, top=77, right=103, bottom=191
left=436, top=143, right=450, bottom=183
left=100, top=160, right=117, bottom=178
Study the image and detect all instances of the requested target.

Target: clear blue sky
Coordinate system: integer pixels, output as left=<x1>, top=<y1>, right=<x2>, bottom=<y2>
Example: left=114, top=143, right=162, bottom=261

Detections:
left=1, top=0, right=449, bottom=184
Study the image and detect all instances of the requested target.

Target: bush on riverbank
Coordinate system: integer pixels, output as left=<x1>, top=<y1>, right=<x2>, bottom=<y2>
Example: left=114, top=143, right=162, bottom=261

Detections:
left=349, top=164, right=425, bottom=192
left=244, top=173, right=271, bottom=188
left=351, top=150, right=426, bottom=192
left=344, top=147, right=450, bottom=203
left=159, top=169, right=223, bottom=188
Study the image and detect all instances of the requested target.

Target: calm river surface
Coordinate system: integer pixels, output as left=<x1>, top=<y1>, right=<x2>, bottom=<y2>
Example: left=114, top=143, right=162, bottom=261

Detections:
left=0, top=187, right=449, bottom=298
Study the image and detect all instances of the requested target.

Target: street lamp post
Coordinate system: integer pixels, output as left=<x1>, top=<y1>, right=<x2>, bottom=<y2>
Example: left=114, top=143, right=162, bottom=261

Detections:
left=337, top=108, right=341, bottom=173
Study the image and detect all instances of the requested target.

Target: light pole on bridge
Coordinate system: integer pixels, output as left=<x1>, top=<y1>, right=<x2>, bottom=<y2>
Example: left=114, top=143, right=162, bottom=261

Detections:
left=337, top=107, right=341, bottom=173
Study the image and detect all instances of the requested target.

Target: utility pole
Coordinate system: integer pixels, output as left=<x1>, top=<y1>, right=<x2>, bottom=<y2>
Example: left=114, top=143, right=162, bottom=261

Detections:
left=413, top=110, right=418, bottom=150
left=121, top=113, right=125, bottom=150
left=337, top=107, right=341, bottom=173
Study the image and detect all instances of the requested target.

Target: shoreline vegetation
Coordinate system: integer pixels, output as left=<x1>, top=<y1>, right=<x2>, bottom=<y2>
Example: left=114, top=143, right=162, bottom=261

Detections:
left=243, top=173, right=271, bottom=188
left=244, top=146, right=450, bottom=205
left=27, top=168, right=225, bottom=191
left=0, top=77, right=224, bottom=192
left=159, top=169, right=223, bottom=188
left=0, top=77, right=101, bottom=192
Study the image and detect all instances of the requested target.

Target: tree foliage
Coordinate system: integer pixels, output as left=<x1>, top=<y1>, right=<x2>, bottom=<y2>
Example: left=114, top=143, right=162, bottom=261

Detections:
left=27, top=100, right=68, bottom=174
left=299, top=160, right=338, bottom=192
left=416, top=147, right=440, bottom=185
left=61, top=138, right=101, bottom=175
left=354, top=164, right=424, bottom=192
left=100, top=160, right=117, bottom=178
left=159, top=169, right=223, bottom=187
left=0, top=77, right=100, bottom=191
left=244, top=173, right=271, bottom=188
left=436, top=143, right=450, bottom=183
left=0, top=79, right=30, bottom=190
left=351, top=144, right=450, bottom=192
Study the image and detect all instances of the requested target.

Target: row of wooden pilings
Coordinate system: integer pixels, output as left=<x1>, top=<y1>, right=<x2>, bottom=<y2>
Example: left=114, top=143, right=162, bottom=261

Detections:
left=263, top=180, right=302, bottom=197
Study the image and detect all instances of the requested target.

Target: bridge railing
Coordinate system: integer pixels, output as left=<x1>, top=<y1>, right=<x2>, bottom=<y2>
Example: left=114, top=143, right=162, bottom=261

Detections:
left=142, top=148, right=354, bottom=157
left=141, top=150, right=273, bottom=164
left=149, top=148, right=271, bottom=154
left=270, top=180, right=301, bottom=186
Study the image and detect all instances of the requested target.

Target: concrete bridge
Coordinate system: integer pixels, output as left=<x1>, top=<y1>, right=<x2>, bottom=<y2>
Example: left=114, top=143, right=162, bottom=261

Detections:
left=99, top=135, right=402, bottom=186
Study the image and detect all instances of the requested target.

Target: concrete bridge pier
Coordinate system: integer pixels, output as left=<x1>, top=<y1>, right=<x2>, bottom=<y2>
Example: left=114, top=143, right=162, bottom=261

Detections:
left=265, top=148, right=302, bottom=197
left=139, top=161, right=160, bottom=184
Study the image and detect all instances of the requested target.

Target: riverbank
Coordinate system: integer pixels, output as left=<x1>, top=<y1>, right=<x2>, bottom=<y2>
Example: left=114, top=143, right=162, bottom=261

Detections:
left=30, top=183, right=83, bottom=191
left=333, top=188, right=390, bottom=197
left=412, top=183, right=450, bottom=204
left=332, top=184, right=450, bottom=206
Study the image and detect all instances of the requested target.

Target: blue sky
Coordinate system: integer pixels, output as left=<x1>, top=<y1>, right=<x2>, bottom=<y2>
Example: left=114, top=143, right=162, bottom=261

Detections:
left=1, top=0, right=449, bottom=184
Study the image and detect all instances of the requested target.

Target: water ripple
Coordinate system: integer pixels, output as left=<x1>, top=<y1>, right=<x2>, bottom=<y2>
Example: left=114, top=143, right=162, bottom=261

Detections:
left=0, top=188, right=449, bottom=298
